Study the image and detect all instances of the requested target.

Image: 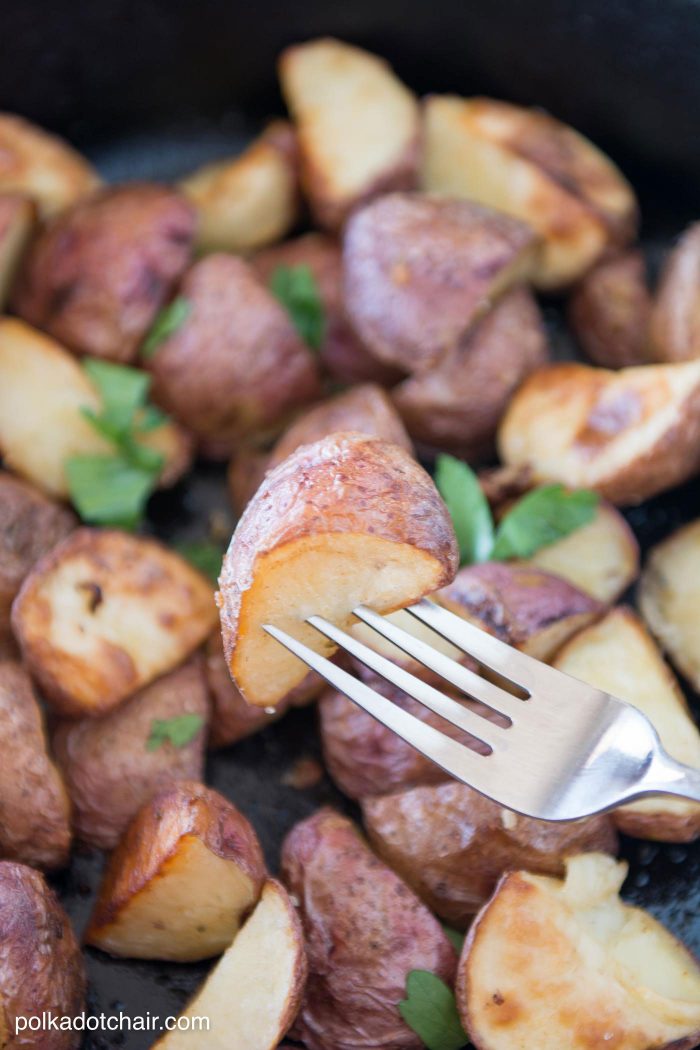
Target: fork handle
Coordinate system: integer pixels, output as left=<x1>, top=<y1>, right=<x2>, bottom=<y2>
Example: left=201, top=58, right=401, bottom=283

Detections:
left=642, top=752, right=700, bottom=804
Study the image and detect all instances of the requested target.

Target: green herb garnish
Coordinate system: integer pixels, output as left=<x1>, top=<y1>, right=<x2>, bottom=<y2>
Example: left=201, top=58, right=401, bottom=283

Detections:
left=146, top=714, right=204, bottom=752
left=176, top=540, right=225, bottom=584
left=435, top=455, right=494, bottom=565
left=269, top=264, right=325, bottom=351
left=141, top=297, right=191, bottom=359
left=441, top=925, right=466, bottom=953
left=399, top=971, right=468, bottom=1050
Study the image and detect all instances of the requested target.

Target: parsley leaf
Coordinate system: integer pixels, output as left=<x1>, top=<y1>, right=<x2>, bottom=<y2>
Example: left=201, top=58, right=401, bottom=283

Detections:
left=399, top=971, right=468, bottom=1050
left=176, top=540, right=225, bottom=583
left=82, top=358, right=151, bottom=437
left=270, top=264, right=325, bottom=351
left=146, top=714, right=205, bottom=752
left=441, top=925, right=466, bottom=953
left=491, top=484, right=599, bottom=561
left=435, top=455, right=494, bottom=565
left=141, top=297, right=191, bottom=359
left=65, top=455, right=155, bottom=530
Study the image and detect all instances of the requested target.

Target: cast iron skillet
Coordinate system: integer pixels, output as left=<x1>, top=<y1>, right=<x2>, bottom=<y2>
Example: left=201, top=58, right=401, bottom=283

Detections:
left=3, top=2, right=700, bottom=1046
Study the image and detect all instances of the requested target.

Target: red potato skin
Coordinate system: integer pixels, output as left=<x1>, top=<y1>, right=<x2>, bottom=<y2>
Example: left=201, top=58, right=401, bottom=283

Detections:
left=281, top=808, right=456, bottom=1050
left=12, top=184, right=195, bottom=362
left=569, top=251, right=652, bottom=368
left=227, top=447, right=271, bottom=517
left=651, top=222, right=700, bottom=363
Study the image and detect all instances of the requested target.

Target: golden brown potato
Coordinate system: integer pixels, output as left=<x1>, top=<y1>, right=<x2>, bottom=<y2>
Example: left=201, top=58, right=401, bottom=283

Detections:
left=279, top=38, right=419, bottom=230
left=526, top=499, right=639, bottom=603
left=569, top=250, right=652, bottom=367
left=0, top=470, right=76, bottom=634
left=554, top=607, right=700, bottom=842
left=437, top=562, right=602, bottom=661
left=180, top=120, right=299, bottom=254
left=0, top=112, right=99, bottom=218
left=457, top=854, right=700, bottom=1050
left=423, top=95, right=638, bottom=288
left=52, top=658, right=208, bottom=849
left=12, top=184, right=195, bottom=362
left=0, top=661, right=71, bottom=870
left=0, top=194, right=35, bottom=310
left=344, top=192, right=538, bottom=374
left=392, top=287, right=548, bottom=459
left=227, top=447, right=271, bottom=517
left=219, top=433, right=458, bottom=708
left=650, top=222, right=700, bottom=362
left=363, top=781, right=617, bottom=928
left=281, top=808, right=456, bottom=1050
left=86, top=781, right=266, bottom=961
left=153, top=879, right=307, bottom=1050
left=0, top=318, right=192, bottom=499
left=477, top=464, right=534, bottom=511
left=0, top=861, right=86, bottom=1050
left=639, top=518, right=700, bottom=691
left=146, top=253, right=320, bottom=457
left=12, top=529, right=217, bottom=718
left=498, top=359, right=700, bottom=505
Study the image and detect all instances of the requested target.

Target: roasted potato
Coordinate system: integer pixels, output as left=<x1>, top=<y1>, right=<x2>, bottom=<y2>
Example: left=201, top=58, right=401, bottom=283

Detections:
left=457, top=854, right=700, bottom=1050
left=498, top=359, right=700, bottom=505
left=639, top=518, right=700, bottom=691
left=180, top=120, right=299, bottom=254
left=423, top=95, right=638, bottom=288
left=392, top=287, right=548, bottom=459
left=0, top=112, right=99, bottom=218
left=254, top=233, right=401, bottom=386
left=0, top=194, right=35, bottom=309
left=0, top=319, right=192, bottom=499
left=154, top=879, right=306, bottom=1050
left=87, top=781, right=266, bottom=961
left=0, top=661, right=71, bottom=870
left=12, top=184, right=195, bottom=362
left=0, top=470, right=76, bottom=634
left=569, top=250, right=652, bottom=367
left=227, top=447, right=271, bottom=517
left=13, top=529, right=217, bottom=718
left=0, top=861, right=86, bottom=1050
left=363, top=780, right=617, bottom=928
left=146, top=253, right=320, bottom=457
left=279, top=38, right=419, bottom=230
left=219, top=433, right=457, bottom=708
left=650, top=221, right=700, bottom=362
left=52, top=658, right=208, bottom=849
left=281, top=808, right=456, bottom=1050
left=554, top=607, right=700, bottom=841
left=343, top=192, right=538, bottom=374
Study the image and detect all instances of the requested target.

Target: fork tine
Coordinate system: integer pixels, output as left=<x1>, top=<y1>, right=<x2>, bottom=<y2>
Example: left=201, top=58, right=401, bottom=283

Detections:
left=306, top=614, right=506, bottom=749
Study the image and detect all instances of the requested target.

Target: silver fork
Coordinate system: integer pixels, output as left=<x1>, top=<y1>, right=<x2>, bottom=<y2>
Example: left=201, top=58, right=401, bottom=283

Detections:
left=264, top=598, right=700, bottom=821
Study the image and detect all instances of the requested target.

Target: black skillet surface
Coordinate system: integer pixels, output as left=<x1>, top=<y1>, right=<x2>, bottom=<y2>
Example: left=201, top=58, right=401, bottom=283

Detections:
left=3, top=1, right=700, bottom=1045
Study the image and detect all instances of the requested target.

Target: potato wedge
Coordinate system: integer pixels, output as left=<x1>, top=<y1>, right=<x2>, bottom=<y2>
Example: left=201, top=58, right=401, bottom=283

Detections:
left=12, top=529, right=217, bottom=717
left=526, top=499, right=639, bottom=603
left=423, top=95, right=638, bottom=288
left=86, top=781, right=266, bottom=961
left=279, top=38, right=419, bottom=230
left=180, top=120, right=298, bottom=254
left=569, top=250, right=652, bottom=367
left=0, top=861, right=86, bottom=1050
left=0, top=194, right=35, bottom=310
left=147, top=253, right=319, bottom=457
left=0, top=661, right=71, bottom=870
left=392, top=287, right=548, bottom=459
left=52, top=658, right=208, bottom=848
left=153, top=879, right=306, bottom=1050
left=650, top=222, right=700, bottom=362
left=0, top=318, right=191, bottom=499
left=363, top=781, right=617, bottom=928
left=12, top=184, right=195, bottom=362
left=457, top=854, right=700, bottom=1050
left=219, top=433, right=458, bottom=707
left=344, top=192, right=538, bottom=373
left=0, top=112, right=99, bottom=218
left=281, top=808, right=455, bottom=1050
left=554, top=607, right=700, bottom=841
left=498, top=359, right=700, bottom=505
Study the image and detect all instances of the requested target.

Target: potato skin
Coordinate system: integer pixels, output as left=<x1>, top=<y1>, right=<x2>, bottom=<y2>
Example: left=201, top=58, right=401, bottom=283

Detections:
left=362, top=781, right=617, bottom=928
left=12, top=184, right=195, bottom=362
left=569, top=251, right=652, bottom=367
left=651, top=222, right=700, bottom=362
left=147, top=253, right=320, bottom=456
left=392, top=287, right=548, bottom=459
left=0, top=194, right=35, bottom=310
left=281, top=808, right=456, bottom=1050
left=52, top=658, right=208, bottom=850
left=0, top=861, right=86, bottom=1050
left=0, top=661, right=71, bottom=870
left=227, top=447, right=271, bottom=517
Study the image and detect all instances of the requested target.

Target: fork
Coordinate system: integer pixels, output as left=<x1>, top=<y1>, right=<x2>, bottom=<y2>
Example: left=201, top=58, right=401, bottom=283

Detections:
left=264, top=599, right=700, bottom=821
